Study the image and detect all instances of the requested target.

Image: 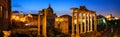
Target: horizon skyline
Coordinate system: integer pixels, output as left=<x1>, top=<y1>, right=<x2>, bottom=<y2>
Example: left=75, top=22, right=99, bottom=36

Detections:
left=12, top=0, right=120, bottom=17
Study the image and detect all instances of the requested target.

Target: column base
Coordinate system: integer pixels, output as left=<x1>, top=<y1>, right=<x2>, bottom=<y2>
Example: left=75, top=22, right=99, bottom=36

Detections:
left=76, top=34, right=80, bottom=37
left=90, top=30, right=93, bottom=31
left=71, top=34, right=75, bottom=37
left=80, top=32, right=83, bottom=34
left=87, top=31, right=90, bottom=32
left=37, top=35, right=40, bottom=37
left=43, top=35, right=47, bottom=37
left=83, top=32, right=86, bottom=33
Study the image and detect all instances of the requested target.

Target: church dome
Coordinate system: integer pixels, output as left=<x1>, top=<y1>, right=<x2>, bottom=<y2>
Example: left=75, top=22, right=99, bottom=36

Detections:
left=47, top=4, right=53, bottom=13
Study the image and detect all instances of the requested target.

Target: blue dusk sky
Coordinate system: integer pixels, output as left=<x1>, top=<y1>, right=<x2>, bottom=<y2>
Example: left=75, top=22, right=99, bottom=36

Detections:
left=12, top=0, right=120, bottom=17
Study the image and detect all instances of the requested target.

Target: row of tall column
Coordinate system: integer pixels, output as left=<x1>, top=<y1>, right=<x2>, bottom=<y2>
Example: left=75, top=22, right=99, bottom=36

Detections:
left=71, top=12, right=97, bottom=37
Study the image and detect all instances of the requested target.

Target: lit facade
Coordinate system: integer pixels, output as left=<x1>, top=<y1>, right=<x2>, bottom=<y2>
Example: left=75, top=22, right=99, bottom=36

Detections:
left=55, top=15, right=72, bottom=34
left=11, top=11, right=26, bottom=22
left=105, top=14, right=119, bottom=20
left=105, top=14, right=113, bottom=21
left=71, top=6, right=97, bottom=37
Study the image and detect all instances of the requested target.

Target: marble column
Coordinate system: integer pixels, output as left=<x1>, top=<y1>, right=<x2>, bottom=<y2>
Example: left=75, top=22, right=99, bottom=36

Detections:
left=71, top=13, right=75, bottom=37
left=87, top=14, right=90, bottom=32
left=37, top=12, right=40, bottom=37
left=76, top=13, right=80, bottom=37
left=94, top=14, right=97, bottom=31
left=84, top=14, right=87, bottom=32
left=42, top=9, right=47, bottom=37
left=90, top=14, right=93, bottom=31
left=80, top=14, right=83, bottom=33
left=84, top=14, right=86, bottom=33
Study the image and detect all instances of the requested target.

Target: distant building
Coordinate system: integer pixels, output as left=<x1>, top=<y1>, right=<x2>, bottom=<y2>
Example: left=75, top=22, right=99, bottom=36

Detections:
left=55, top=15, right=72, bottom=34
left=19, top=11, right=24, bottom=18
left=105, top=14, right=114, bottom=21
left=11, top=11, right=26, bottom=22
left=96, top=15, right=106, bottom=31
left=97, top=15, right=106, bottom=25
left=71, top=6, right=97, bottom=37
left=105, top=14, right=120, bottom=21
left=0, top=0, right=12, bottom=30
left=27, top=14, right=38, bottom=26
left=12, top=11, right=19, bottom=16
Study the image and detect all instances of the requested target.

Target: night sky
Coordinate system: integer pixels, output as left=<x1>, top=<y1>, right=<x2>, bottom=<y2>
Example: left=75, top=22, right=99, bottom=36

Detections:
left=12, top=0, right=120, bottom=17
